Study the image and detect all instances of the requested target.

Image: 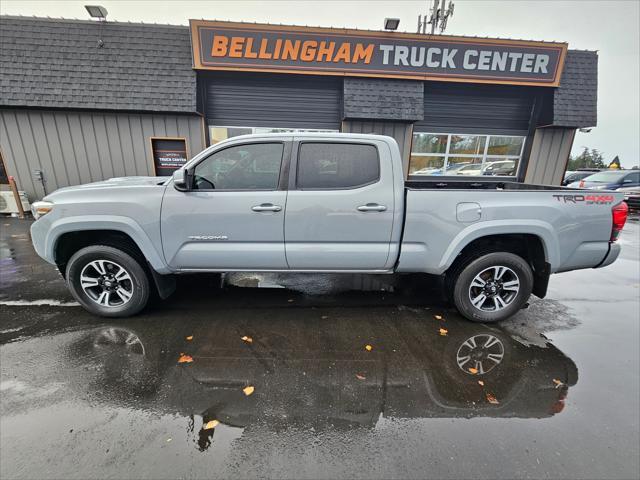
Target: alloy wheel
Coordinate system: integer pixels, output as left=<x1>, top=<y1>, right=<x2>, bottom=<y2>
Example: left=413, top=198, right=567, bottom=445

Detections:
left=80, top=259, right=134, bottom=307
left=468, top=265, right=520, bottom=312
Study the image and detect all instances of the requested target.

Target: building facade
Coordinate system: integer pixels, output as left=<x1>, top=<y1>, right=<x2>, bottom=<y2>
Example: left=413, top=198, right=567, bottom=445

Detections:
left=0, top=16, right=597, bottom=202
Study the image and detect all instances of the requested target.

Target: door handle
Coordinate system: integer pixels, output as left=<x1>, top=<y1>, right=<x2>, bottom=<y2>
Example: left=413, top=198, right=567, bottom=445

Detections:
left=252, top=203, right=282, bottom=212
left=357, top=203, right=387, bottom=212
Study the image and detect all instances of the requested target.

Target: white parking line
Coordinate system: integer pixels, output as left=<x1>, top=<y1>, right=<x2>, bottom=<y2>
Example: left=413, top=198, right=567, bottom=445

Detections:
left=0, top=299, right=80, bottom=307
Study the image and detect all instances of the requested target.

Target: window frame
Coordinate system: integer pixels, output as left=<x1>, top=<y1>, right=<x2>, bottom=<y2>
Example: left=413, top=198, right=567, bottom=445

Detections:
left=208, top=125, right=339, bottom=145
left=189, top=141, right=289, bottom=192
left=291, top=140, right=382, bottom=191
left=408, top=132, right=526, bottom=179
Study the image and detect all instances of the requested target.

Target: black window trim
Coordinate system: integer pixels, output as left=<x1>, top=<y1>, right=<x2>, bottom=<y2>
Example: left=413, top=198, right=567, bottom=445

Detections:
left=189, top=140, right=291, bottom=192
left=291, top=140, right=381, bottom=191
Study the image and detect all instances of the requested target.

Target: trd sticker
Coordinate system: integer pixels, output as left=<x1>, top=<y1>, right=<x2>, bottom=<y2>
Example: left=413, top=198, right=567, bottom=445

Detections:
left=552, top=194, right=614, bottom=205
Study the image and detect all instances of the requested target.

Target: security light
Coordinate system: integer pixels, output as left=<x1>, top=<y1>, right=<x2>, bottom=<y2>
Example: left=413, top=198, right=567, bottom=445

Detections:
left=85, top=5, right=108, bottom=20
left=384, top=18, right=400, bottom=31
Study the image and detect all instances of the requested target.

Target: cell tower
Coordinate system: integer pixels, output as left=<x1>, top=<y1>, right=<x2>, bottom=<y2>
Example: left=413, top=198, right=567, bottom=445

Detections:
left=417, top=0, right=455, bottom=34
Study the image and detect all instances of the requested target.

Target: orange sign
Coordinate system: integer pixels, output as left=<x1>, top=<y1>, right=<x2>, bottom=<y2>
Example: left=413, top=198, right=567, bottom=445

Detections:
left=190, top=20, right=567, bottom=87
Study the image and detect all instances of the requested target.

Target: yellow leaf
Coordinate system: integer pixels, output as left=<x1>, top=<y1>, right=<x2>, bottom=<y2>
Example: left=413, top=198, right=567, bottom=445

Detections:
left=241, top=335, right=253, bottom=343
left=439, top=328, right=448, bottom=336
left=486, top=393, right=499, bottom=404
left=434, top=315, right=443, bottom=320
left=552, top=378, right=564, bottom=388
left=178, top=354, right=193, bottom=363
left=478, top=380, right=485, bottom=386
left=186, top=335, right=193, bottom=341
left=203, top=420, right=219, bottom=430
left=365, top=344, right=373, bottom=351
left=243, top=385, right=255, bottom=396
left=355, top=373, right=366, bottom=380
left=468, top=367, right=478, bottom=374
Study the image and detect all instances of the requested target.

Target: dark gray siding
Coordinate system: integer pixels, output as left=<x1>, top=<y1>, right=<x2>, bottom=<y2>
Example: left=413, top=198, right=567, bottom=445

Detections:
left=343, top=78, right=424, bottom=121
left=415, top=82, right=536, bottom=134
left=524, top=127, right=575, bottom=185
left=342, top=120, right=413, bottom=177
left=553, top=50, right=598, bottom=128
left=0, top=16, right=196, bottom=113
left=0, top=109, right=205, bottom=201
left=204, top=73, right=342, bottom=129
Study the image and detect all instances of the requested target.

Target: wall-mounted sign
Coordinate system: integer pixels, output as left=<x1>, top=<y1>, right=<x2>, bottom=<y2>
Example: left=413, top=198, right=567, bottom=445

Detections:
left=190, top=20, right=567, bottom=87
left=151, top=137, right=188, bottom=175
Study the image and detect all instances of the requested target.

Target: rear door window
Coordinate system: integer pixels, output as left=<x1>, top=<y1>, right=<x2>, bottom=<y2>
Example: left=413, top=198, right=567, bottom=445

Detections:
left=297, top=143, right=379, bottom=189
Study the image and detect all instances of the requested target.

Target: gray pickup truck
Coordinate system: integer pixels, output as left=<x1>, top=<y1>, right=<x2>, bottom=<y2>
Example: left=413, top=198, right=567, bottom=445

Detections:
left=30, top=133, right=628, bottom=322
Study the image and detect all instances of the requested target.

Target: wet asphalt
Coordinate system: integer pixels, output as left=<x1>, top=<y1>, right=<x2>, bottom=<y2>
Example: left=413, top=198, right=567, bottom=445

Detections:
left=0, top=217, right=639, bottom=480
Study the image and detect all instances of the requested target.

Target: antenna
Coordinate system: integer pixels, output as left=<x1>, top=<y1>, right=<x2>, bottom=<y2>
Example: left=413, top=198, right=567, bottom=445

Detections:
left=417, top=0, right=455, bottom=34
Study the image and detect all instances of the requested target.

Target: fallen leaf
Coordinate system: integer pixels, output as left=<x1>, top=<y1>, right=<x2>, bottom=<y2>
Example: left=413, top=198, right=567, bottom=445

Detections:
left=439, top=328, right=448, bottom=336
left=486, top=393, right=500, bottom=404
left=288, top=299, right=294, bottom=303
left=552, top=378, right=564, bottom=388
left=355, top=374, right=366, bottom=380
left=365, top=344, right=373, bottom=351
left=241, top=335, right=253, bottom=343
left=203, top=420, right=219, bottom=430
left=186, top=335, right=193, bottom=341
left=478, top=380, right=485, bottom=386
left=178, top=354, right=193, bottom=363
left=243, top=385, right=255, bottom=396
left=468, top=367, right=479, bottom=374
left=166, top=438, right=172, bottom=443
left=321, top=315, right=328, bottom=319
left=434, top=315, right=443, bottom=320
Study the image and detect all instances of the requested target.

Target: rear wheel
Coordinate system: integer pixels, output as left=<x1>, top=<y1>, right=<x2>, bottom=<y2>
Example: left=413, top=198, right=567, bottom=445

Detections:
left=452, top=252, right=533, bottom=323
left=66, top=245, right=150, bottom=317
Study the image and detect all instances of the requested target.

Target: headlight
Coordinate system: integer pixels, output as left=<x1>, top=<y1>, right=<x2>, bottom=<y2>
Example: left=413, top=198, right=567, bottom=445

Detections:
left=31, top=201, right=54, bottom=219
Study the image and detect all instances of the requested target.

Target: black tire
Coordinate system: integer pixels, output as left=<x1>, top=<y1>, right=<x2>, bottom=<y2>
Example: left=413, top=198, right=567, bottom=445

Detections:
left=66, top=245, right=150, bottom=317
left=452, top=252, right=533, bottom=323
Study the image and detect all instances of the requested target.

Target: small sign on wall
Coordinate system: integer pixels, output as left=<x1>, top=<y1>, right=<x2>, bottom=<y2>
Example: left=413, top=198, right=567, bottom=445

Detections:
left=151, top=137, right=188, bottom=175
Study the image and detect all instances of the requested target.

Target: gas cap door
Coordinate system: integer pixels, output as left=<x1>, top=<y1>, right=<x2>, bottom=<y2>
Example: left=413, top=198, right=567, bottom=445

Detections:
left=456, top=202, right=482, bottom=223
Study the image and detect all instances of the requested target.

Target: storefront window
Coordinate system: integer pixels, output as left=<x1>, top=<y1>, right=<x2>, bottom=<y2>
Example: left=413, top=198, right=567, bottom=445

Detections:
left=449, top=135, right=485, bottom=155
left=209, top=126, right=338, bottom=145
left=409, top=133, right=525, bottom=177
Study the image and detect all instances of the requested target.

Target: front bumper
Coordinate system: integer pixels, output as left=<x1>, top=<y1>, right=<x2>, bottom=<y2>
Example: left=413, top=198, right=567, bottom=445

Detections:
left=30, top=215, right=56, bottom=264
left=594, top=242, right=621, bottom=269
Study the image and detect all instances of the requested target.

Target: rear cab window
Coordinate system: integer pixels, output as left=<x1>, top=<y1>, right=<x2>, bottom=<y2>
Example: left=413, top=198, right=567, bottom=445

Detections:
left=296, top=142, right=380, bottom=189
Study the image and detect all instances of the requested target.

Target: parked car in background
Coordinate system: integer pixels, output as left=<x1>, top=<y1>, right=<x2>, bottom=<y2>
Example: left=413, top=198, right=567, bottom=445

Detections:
left=455, top=160, right=516, bottom=177
left=568, top=170, right=640, bottom=190
left=619, top=186, right=640, bottom=211
left=456, top=163, right=484, bottom=176
left=425, top=162, right=471, bottom=175
left=482, top=160, right=516, bottom=176
left=562, top=170, right=599, bottom=186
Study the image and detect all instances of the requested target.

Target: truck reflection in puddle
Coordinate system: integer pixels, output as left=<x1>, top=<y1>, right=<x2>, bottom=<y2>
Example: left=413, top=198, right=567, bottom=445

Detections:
left=67, top=301, right=578, bottom=452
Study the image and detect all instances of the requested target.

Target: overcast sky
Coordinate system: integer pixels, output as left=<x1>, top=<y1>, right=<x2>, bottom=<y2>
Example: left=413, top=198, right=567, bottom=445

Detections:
left=3, top=0, right=639, bottom=167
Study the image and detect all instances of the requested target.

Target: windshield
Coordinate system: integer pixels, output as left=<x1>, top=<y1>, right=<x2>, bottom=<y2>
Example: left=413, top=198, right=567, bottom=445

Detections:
left=583, top=171, right=627, bottom=182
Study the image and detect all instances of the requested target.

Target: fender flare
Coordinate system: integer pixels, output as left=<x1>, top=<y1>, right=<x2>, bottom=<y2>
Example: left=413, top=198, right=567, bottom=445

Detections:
left=45, top=215, right=171, bottom=274
left=437, top=220, right=560, bottom=274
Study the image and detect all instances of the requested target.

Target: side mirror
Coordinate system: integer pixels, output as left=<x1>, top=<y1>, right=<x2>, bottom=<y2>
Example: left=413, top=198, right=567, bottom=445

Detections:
left=172, top=168, right=189, bottom=191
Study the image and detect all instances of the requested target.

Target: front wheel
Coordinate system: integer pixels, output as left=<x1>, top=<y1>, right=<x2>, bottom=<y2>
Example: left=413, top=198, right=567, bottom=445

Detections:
left=66, top=245, right=150, bottom=317
left=452, top=252, right=533, bottom=323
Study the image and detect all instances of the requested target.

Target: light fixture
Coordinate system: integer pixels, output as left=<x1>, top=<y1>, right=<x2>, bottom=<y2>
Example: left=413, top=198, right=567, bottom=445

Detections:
left=384, top=18, right=400, bottom=31
left=85, top=5, right=108, bottom=20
